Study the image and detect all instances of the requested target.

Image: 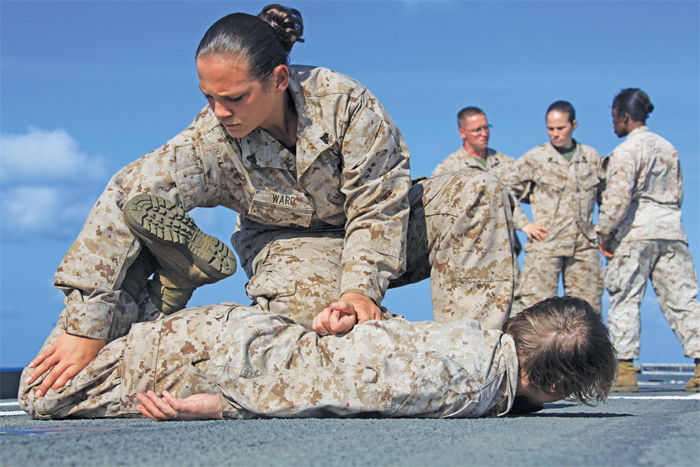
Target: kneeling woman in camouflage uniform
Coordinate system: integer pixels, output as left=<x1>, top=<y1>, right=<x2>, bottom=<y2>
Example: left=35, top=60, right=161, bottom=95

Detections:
left=20, top=297, right=616, bottom=420
left=25, top=5, right=517, bottom=400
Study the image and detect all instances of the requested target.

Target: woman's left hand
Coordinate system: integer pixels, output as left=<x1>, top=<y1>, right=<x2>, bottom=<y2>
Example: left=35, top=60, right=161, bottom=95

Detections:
left=136, top=390, right=223, bottom=421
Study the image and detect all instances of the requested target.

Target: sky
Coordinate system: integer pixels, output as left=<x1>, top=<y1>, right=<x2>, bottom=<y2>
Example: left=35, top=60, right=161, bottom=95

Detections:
left=1, top=0, right=698, bottom=369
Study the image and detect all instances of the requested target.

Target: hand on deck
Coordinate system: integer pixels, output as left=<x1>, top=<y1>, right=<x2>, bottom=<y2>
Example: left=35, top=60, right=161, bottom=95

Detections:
left=136, top=390, right=223, bottom=421
left=26, top=331, right=105, bottom=396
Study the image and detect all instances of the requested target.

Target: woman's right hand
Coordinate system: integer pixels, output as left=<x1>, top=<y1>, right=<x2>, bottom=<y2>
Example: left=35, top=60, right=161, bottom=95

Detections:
left=312, top=301, right=358, bottom=336
left=26, top=331, right=105, bottom=396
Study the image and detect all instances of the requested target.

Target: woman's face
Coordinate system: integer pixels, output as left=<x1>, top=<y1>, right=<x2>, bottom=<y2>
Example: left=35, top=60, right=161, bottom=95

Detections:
left=612, top=108, right=629, bottom=138
left=197, top=55, right=287, bottom=138
left=546, top=110, right=577, bottom=149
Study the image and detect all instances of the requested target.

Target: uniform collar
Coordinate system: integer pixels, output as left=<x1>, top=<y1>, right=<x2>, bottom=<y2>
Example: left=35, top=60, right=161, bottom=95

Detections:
left=462, top=147, right=498, bottom=167
left=546, top=140, right=585, bottom=164
left=627, top=125, right=649, bottom=139
left=287, top=66, right=337, bottom=178
left=235, top=66, right=337, bottom=178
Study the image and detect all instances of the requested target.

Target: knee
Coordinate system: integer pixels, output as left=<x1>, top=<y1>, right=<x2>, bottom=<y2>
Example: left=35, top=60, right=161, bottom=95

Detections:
left=17, top=373, right=58, bottom=419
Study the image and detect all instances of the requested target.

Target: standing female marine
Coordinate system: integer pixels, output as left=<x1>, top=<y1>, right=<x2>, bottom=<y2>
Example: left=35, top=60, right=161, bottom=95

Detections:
left=597, top=88, right=700, bottom=392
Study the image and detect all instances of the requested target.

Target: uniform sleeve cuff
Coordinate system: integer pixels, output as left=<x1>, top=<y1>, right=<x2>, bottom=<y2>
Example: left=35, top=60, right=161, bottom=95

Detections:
left=340, top=264, right=389, bottom=306
left=218, top=393, right=243, bottom=420
left=63, top=299, right=115, bottom=340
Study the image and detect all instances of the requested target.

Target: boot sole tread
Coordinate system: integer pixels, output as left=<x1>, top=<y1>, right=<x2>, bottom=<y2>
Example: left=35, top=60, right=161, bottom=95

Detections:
left=123, top=194, right=236, bottom=280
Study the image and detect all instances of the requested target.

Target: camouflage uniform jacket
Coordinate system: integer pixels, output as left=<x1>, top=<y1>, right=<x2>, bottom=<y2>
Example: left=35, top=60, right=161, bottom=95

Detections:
left=433, top=148, right=531, bottom=230
left=133, top=305, right=519, bottom=419
left=596, top=126, right=687, bottom=247
left=507, top=142, right=603, bottom=255
left=54, top=66, right=412, bottom=339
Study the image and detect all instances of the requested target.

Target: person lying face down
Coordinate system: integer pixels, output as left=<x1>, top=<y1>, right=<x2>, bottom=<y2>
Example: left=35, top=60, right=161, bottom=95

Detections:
left=20, top=296, right=617, bottom=421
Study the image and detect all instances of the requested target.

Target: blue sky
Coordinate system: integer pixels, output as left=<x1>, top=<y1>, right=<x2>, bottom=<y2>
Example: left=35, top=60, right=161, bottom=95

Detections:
left=1, top=0, right=698, bottom=368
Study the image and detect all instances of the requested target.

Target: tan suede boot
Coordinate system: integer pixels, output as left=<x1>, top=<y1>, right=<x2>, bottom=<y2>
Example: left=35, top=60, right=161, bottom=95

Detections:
left=613, top=359, right=639, bottom=392
left=686, top=358, right=700, bottom=393
left=123, top=194, right=237, bottom=314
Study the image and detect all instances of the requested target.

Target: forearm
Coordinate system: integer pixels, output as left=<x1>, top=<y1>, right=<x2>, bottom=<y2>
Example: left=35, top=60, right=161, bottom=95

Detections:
left=338, top=92, right=412, bottom=303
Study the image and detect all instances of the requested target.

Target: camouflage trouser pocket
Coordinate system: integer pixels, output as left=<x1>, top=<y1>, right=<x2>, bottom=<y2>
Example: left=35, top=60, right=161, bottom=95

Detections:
left=604, top=243, right=636, bottom=296
left=245, top=235, right=344, bottom=328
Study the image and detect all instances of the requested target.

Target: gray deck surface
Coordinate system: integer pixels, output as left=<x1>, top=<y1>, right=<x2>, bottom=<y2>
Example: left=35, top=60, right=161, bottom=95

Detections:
left=1, top=375, right=698, bottom=467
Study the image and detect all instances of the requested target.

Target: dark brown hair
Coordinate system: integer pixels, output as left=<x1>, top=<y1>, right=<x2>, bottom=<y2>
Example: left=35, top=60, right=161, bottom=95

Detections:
left=546, top=100, right=576, bottom=123
left=196, top=4, right=304, bottom=82
left=503, top=296, right=617, bottom=404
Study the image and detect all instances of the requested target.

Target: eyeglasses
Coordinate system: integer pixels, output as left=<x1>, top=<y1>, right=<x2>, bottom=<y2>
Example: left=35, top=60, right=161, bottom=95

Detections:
left=463, top=124, right=492, bottom=135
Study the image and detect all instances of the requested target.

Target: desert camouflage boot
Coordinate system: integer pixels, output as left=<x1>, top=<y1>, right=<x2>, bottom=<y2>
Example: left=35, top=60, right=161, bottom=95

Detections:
left=686, top=358, right=700, bottom=393
left=123, top=194, right=237, bottom=314
left=613, top=359, right=638, bottom=392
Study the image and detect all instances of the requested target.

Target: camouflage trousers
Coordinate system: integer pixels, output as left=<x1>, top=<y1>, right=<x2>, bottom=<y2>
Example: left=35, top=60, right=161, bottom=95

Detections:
left=19, top=303, right=514, bottom=420
left=519, top=247, right=603, bottom=312
left=605, top=240, right=700, bottom=359
left=233, top=169, right=516, bottom=330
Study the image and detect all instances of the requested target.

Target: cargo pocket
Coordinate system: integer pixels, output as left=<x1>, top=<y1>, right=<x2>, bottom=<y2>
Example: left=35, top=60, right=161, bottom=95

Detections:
left=604, top=243, right=635, bottom=295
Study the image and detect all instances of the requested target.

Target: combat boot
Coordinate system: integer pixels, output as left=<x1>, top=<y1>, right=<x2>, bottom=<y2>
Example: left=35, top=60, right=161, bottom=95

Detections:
left=613, top=359, right=639, bottom=392
left=123, top=194, right=237, bottom=315
left=686, top=358, right=700, bottom=393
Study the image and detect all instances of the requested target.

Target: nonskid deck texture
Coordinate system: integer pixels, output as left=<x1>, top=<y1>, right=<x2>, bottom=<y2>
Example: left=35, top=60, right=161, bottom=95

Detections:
left=2, top=374, right=698, bottom=467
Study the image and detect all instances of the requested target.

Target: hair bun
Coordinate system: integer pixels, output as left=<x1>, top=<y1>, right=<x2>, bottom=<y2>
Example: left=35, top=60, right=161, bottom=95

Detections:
left=258, top=4, right=304, bottom=54
left=645, top=103, right=655, bottom=114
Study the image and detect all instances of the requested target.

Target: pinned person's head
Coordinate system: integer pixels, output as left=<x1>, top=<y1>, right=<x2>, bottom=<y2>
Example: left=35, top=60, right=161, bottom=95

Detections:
left=503, top=296, right=617, bottom=405
left=457, top=107, right=491, bottom=154
left=195, top=5, right=304, bottom=138
left=545, top=101, right=577, bottom=149
left=612, top=88, right=653, bottom=137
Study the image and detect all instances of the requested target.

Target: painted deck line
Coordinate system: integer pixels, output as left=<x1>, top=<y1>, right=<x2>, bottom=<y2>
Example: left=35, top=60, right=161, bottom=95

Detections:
left=0, top=411, right=26, bottom=417
left=0, top=401, right=19, bottom=407
left=608, top=394, right=700, bottom=400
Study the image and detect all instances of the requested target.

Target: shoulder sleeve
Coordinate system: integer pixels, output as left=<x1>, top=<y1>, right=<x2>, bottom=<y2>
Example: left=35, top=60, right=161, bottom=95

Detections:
left=595, top=144, right=635, bottom=242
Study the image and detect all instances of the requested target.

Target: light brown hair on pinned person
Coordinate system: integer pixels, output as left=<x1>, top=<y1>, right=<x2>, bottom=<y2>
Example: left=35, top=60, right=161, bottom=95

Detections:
left=196, top=4, right=304, bottom=82
left=503, top=296, right=618, bottom=404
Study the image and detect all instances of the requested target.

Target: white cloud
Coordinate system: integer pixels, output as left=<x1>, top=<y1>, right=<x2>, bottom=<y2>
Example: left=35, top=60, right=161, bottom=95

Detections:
left=1, top=127, right=109, bottom=184
left=1, top=186, right=97, bottom=241
left=1, top=128, right=108, bottom=242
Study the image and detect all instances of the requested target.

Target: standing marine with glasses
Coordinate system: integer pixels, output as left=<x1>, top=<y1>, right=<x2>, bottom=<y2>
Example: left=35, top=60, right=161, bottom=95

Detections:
left=506, top=101, right=605, bottom=312
left=433, top=107, right=547, bottom=313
